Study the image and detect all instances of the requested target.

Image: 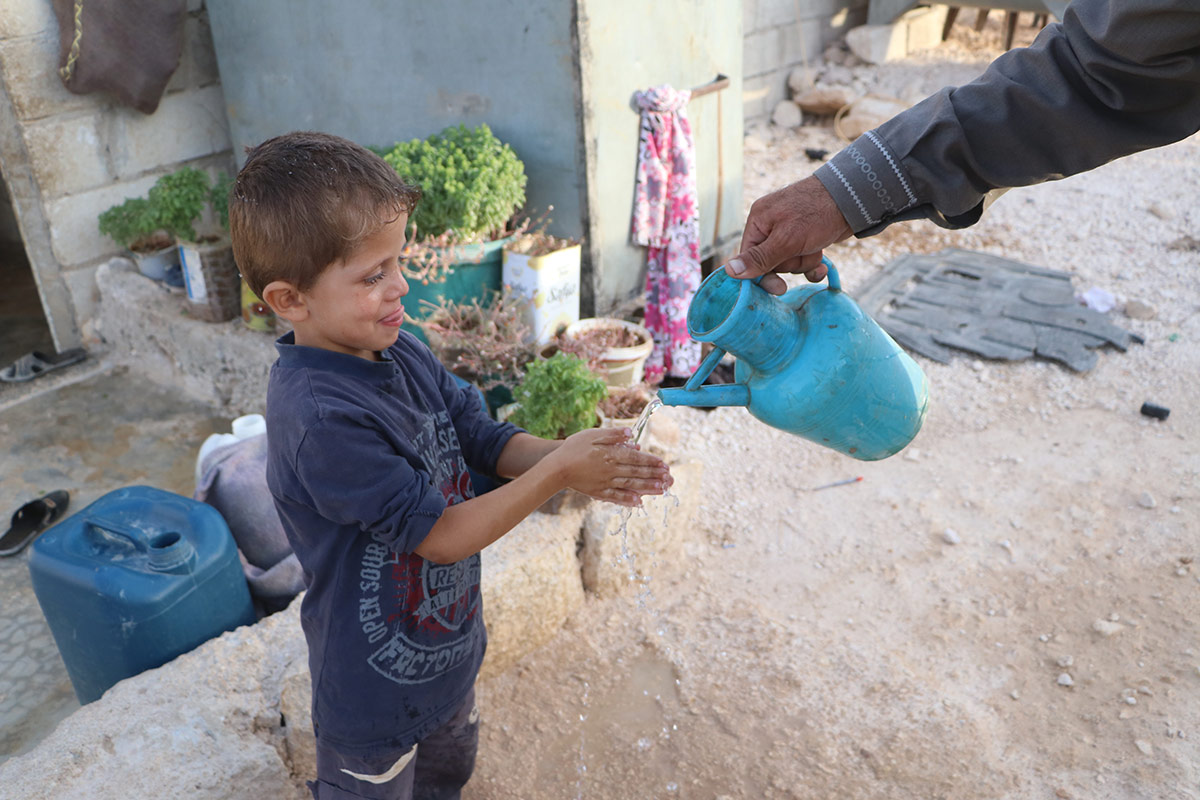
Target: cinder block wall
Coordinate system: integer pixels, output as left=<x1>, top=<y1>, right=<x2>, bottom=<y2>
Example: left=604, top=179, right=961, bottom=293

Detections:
left=0, top=0, right=860, bottom=345
left=0, top=0, right=232, bottom=341
left=743, top=0, right=869, bottom=123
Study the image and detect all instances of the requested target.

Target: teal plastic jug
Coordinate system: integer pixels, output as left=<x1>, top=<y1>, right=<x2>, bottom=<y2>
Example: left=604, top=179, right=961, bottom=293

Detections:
left=658, top=258, right=928, bottom=460
left=29, top=486, right=255, bottom=704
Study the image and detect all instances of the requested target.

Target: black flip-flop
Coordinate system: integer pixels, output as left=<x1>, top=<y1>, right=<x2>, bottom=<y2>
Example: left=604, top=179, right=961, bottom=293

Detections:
left=0, top=490, right=70, bottom=556
left=0, top=348, right=87, bottom=383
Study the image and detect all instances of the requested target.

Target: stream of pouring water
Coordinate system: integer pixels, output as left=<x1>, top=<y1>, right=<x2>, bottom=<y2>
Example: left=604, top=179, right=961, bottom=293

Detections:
left=574, top=393, right=683, bottom=798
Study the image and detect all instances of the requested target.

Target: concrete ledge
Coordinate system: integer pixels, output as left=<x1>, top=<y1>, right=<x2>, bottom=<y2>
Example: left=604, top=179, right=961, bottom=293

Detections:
left=581, top=458, right=704, bottom=598
left=0, top=601, right=310, bottom=800
left=93, top=257, right=276, bottom=414
left=480, top=505, right=588, bottom=679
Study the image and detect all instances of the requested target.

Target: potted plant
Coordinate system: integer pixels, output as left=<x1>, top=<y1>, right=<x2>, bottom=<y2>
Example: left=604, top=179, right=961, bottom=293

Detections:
left=597, top=382, right=656, bottom=440
left=501, top=222, right=582, bottom=346
left=506, top=351, right=607, bottom=514
left=173, top=168, right=241, bottom=323
left=378, top=124, right=527, bottom=339
left=559, top=317, right=654, bottom=388
left=507, top=352, right=606, bottom=440
left=417, top=287, right=537, bottom=415
left=98, top=193, right=178, bottom=282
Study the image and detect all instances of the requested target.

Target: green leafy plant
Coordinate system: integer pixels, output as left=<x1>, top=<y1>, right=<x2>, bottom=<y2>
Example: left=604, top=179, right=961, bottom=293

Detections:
left=98, top=196, right=166, bottom=252
left=148, top=166, right=210, bottom=242
left=379, top=124, right=527, bottom=283
left=509, top=352, right=606, bottom=439
left=98, top=166, right=229, bottom=251
left=210, top=171, right=234, bottom=232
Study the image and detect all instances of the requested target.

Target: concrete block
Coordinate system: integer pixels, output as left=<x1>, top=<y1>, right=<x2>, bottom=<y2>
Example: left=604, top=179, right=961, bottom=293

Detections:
left=0, top=600, right=310, bottom=800
left=580, top=458, right=703, bottom=598
left=845, top=22, right=907, bottom=64
left=167, top=14, right=221, bottom=93
left=743, top=0, right=759, bottom=35
left=46, top=174, right=159, bottom=266
left=783, top=15, right=828, bottom=65
left=93, top=258, right=276, bottom=413
left=479, top=505, right=587, bottom=680
left=112, top=85, right=232, bottom=179
left=21, top=111, right=111, bottom=197
left=743, top=28, right=784, bottom=80
left=905, top=5, right=950, bottom=53
left=278, top=659, right=315, bottom=786
left=0, top=0, right=56, bottom=40
left=0, top=33, right=96, bottom=120
left=742, top=74, right=773, bottom=122
left=756, top=0, right=797, bottom=30
left=60, top=263, right=100, bottom=327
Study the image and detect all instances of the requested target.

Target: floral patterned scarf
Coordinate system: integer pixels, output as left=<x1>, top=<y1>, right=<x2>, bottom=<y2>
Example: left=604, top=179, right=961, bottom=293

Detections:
left=631, top=85, right=702, bottom=383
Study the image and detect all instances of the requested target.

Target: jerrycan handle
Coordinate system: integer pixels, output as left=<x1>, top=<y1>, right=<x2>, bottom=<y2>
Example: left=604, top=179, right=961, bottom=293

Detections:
left=85, top=517, right=196, bottom=572
left=686, top=255, right=841, bottom=387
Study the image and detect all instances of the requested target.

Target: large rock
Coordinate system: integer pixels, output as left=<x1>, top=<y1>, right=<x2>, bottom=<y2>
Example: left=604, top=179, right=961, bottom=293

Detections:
left=770, top=100, right=803, bottom=129
left=480, top=505, right=588, bottom=679
left=93, top=257, right=275, bottom=414
left=580, top=459, right=703, bottom=597
left=794, top=87, right=854, bottom=116
left=0, top=601, right=310, bottom=800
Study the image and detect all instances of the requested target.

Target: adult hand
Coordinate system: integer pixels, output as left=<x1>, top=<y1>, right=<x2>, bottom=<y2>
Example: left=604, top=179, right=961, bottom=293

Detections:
left=723, top=175, right=854, bottom=295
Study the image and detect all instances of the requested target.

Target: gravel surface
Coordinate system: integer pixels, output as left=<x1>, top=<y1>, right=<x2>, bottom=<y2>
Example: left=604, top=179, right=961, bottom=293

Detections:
left=472, top=18, right=1199, bottom=800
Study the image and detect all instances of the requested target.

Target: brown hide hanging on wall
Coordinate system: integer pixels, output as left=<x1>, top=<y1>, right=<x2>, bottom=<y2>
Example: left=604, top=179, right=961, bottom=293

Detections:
left=53, top=0, right=187, bottom=114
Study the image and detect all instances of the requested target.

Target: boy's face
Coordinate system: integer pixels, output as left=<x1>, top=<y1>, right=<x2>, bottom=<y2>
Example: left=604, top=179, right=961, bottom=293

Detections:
left=292, top=213, right=411, bottom=360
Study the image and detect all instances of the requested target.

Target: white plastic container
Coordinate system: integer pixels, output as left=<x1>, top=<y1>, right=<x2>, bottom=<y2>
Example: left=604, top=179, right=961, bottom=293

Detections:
left=501, top=243, right=581, bottom=344
left=194, top=414, right=267, bottom=487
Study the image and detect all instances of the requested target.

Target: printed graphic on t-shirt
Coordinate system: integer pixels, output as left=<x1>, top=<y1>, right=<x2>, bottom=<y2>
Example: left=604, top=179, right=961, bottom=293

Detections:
left=355, top=409, right=482, bottom=686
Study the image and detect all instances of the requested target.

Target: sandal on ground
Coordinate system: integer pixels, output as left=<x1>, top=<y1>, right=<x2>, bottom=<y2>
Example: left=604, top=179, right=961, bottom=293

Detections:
left=0, top=490, right=70, bottom=557
left=0, top=348, right=87, bottom=383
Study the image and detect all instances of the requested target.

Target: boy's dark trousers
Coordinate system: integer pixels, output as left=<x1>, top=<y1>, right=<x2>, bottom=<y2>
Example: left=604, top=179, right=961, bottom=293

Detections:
left=309, top=688, right=479, bottom=800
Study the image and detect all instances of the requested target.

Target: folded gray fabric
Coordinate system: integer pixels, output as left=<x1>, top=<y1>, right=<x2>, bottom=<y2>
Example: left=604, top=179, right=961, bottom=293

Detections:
left=195, top=434, right=304, bottom=614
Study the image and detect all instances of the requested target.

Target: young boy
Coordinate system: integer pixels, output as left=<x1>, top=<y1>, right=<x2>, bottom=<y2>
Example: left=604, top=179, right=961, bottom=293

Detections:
left=230, top=131, right=671, bottom=799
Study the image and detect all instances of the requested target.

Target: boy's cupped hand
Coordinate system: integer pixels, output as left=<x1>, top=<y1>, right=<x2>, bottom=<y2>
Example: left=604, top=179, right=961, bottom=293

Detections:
left=551, top=428, right=672, bottom=507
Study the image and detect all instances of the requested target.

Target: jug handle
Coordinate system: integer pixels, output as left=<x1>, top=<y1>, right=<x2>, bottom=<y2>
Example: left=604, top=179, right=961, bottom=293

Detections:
left=821, top=256, right=842, bottom=292
left=85, top=517, right=195, bottom=572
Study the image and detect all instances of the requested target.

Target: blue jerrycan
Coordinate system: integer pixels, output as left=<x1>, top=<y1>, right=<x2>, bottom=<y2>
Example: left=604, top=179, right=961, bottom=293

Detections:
left=29, top=486, right=255, bottom=704
left=657, top=258, right=928, bottom=460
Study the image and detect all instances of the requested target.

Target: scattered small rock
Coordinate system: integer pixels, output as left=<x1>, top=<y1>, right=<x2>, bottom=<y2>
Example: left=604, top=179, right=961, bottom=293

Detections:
left=1124, top=299, right=1157, bottom=320
left=1057, top=655, right=1074, bottom=668
left=1092, top=619, right=1124, bottom=637
left=1057, top=673, right=1074, bottom=687
left=942, top=528, right=961, bottom=545
left=1147, top=203, right=1174, bottom=220
left=770, top=100, right=803, bottom=129
left=1135, top=739, right=1154, bottom=756
left=903, top=447, right=921, bottom=462
left=1124, top=696, right=1137, bottom=706
left=1055, top=789, right=1072, bottom=800
left=793, top=87, right=853, bottom=116
left=1138, top=492, right=1157, bottom=509
left=1010, top=689, right=1020, bottom=700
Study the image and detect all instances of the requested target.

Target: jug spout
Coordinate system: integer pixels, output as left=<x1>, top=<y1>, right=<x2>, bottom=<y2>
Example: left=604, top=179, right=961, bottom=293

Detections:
left=657, top=383, right=749, bottom=408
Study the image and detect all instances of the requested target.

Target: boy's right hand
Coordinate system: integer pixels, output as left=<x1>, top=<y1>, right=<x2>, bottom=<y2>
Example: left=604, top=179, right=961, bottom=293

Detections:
left=549, top=428, right=672, bottom=507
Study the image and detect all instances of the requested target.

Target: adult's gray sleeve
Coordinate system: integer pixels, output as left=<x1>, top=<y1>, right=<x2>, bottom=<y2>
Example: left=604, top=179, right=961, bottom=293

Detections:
left=814, top=0, right=1200, bottom=235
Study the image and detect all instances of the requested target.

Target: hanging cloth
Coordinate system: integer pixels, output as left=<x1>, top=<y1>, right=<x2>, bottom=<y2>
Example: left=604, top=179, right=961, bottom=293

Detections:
left=631, top=85, right=702, bottom=383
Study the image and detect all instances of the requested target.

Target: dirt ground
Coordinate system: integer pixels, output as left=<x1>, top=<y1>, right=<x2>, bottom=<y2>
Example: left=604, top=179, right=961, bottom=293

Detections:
left=469, top=16, right=1200, bottom=800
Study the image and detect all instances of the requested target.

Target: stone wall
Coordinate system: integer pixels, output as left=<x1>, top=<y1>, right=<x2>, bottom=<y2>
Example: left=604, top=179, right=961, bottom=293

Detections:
left=742, top=0, right=870, bottom=124
left=0, top=447, right=704, bottom=798
left=0, top=0, right=232, bottom=348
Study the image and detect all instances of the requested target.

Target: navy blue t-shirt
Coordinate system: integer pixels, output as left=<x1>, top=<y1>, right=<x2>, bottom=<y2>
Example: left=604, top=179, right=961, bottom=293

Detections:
left=265, top=331, right=520, bottom=757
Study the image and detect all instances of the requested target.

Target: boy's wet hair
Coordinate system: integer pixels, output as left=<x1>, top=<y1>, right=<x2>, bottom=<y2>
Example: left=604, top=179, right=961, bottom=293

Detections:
left=231, top=131, right=421, bottom=299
